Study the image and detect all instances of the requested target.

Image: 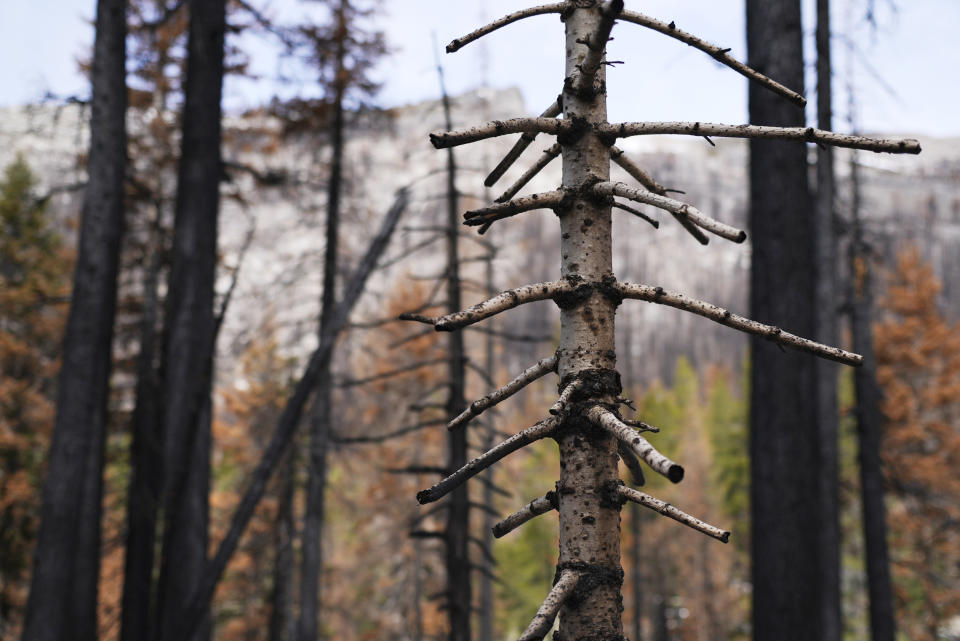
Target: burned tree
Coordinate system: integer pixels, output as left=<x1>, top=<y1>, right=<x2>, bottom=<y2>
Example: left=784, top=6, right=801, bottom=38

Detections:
left=402, top=2, right=920, bottom=640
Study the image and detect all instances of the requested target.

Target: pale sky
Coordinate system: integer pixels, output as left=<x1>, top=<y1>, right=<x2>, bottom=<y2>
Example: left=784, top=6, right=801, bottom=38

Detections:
left=1, top=0, right=957, bottom=136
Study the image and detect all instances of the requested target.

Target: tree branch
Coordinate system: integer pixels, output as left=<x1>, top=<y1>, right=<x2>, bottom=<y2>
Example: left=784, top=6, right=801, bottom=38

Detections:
left=618, top=9, right=806, bottom=107
left=485, top=101, right=562, bottom=187
left=612, top=201, right=659, bottom=229
left=492, top=491, right=558, bottom=538
left=570, top=0, right=624, bottom=95
left=417, top=418, right=559, bottom=504
left=618, top=442, right=646, bottom=486
left=336, top=357, right=445, bottom=388
left=430, top=117, right=568, bottom=149
left=549, top=378, right=584, bottom=415
left=594, top=181, right=746, bottom=243
left=609, top=146, right=708, bottom=244
left=619, top=486, right=730, bottom=543
left=496, top=143, right=562, bottom=202
left=518, top=569, right=581, bottom=641
left=428, top=281, right=573, bottom=331
left=616, top=282, right=863, bottom=365
left=587, top=406, right=684, bottom=483
left=446, top=3, right=570, bottom=53
left=447, top=355, right=557, bottom=430
left=600, top=121, right=921, bottom=154
left=463, top=190, right=567, bottom=229
left=334, top=419, right=446, bottom=445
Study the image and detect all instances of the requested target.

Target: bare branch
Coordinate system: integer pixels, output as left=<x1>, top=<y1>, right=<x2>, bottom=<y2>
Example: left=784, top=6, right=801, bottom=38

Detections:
left=447, top=355, right=557, bottom=430
left=334, top=419, right=446, bottom=445
left=496, top=143, right=562, bottom=202
left=463, top=190, right=566, bottom=229
left=492, top=491, right=558, bottom=538
left=446, top=3, right=569, bottom=52
left=518, top=569, right=581, bottom=641
left=465, top=325, right=555, bottom=343
left=600, top=121, right=921, bottom=154
left=616, top=282, right=863, bottom=365
left=417, top=418, right=559, bottom=504
left=612, top=201, right=659, bottom=229
left=430, top=117, right=568, bottom=149
left=550, top=378, right=584, bottom=415
left=377, top=234, right=443, bottom=270
left=594, top=181, right=746, bottom=243
left=434, top=281, right=573, bottom=331
left=619, top=9, right=806, bottom=107
left=619, top=486, right=730, bottom=543
left=486, top=101, right=562, bottom=187
left=618, top=442, right=646, bottom=486
left=587, top=406, right=684, bottom=483
left=571, top=0, right=625, bottom=95
left=610, top=146, right=708, bottom=244
left=337, top=357, right=445, bottom=388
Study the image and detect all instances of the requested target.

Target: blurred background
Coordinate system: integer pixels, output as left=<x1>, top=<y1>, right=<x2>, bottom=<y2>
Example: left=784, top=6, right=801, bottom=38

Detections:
left=0, top=1, right=957, bottom=641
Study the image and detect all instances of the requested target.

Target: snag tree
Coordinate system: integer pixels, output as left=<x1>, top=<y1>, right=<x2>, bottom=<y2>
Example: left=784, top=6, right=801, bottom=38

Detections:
left=402, top=2, right=920, bottom=640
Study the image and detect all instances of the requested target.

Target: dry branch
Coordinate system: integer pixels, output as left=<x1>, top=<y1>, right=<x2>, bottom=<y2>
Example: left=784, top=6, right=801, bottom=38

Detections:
left=336, top=357, right=445, bottom=388
left=430, top=117, right=567, bottom=149
left=334, top=419, right=446, bottom=445
left=619, top=486, right=730, bottom=543
left=587, top=406, right=684, bottom=483
left=619, top=9, right=806, bottom=107
left=600, top=121, right=921, bottom=154
left=612, top=201, right=659, bottom=229
left=432, top=281, right=574, bottom=331
left=618, top=442, right=646, bottom=486
left=550, top=378, right=585, bottom=415
left=448, top=355, right=558, bottom=431
left=570, top=0, right=624, bottom=95
left=485, top=101, right=562, bottom=187
left=518, top=569, right=581, bottom=641
left=463, top=190, right=567, bottom=229
left=492, top=492, right=559, bottom=538
left=610, top=146, right=708, bottom=244
left=446, top=3, right=569, bottom=52
left=594, top=181, right=745, bottom=243
left=616, top=282, right=863, bottom=365
left=496, top=143, right=562, bottom=202
left=417, top=418, right=559, bottom=504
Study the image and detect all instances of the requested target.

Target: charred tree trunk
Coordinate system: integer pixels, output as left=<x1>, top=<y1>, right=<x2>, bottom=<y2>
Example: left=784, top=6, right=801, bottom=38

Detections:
left=22, top=0, right=126, bottom=639
left=746, top=2, right=820, bottom=640
left=120, top=233, right=164, bottom=641
left=154, top=2, right=225, bottom=640
left=848, top=150, right=897, bottom=641
left=270, top=449, right=296, bottom=641
left=298, top=5, right=347, bottom=640
left=478, top=249, right=497, bottom=641
left=815, top=2, right=842, bottom=640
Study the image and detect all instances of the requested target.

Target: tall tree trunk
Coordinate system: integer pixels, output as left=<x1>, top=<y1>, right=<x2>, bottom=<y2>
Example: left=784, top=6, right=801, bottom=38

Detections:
left=848, top=150, right=897, bottom=641
left=154, top=1, right=225, bottom=640
left=270, top=449, right=296, bottom=641
left=438, top=54, right=472, bottom=641
left=21, top=1, right=126, bottom=639
left=630, top=502, right=644, bottom=641
left=120, top=233, right=164, bottom=641
left=478, top=249, right=496, bottom=641
left=745, top=2, right=820, bottom=641
left=555, top=7, right=623, bottom=641
left=815, top=2, right=842, bottom=640
left=298, top=6, right=347, bottom=640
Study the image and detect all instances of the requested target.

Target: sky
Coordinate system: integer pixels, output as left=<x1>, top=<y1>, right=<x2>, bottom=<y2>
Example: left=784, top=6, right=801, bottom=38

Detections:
left=1, top=0, right=958, bottom=137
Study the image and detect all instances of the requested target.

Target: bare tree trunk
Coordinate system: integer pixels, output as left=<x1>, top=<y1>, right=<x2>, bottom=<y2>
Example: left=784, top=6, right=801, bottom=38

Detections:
left=298, top=6, right=347, bottom=640
left=154, top=2, right=225, bottom=640
left=270, top=449, right=296, bottom=641
left=746, top=3, right=820, bottom=641
left=478, top=248, right=496, bottom=641
left=554, top=7, right=623, bottom=641
left=22, top=1, right=126, bottom=639
left=848, top=150, right=897, bottom=641
left=437, top=54, right=472, bottom=641
left=815, top=3, right=842, bottom=641
left=120, top=235, right=164, bottom=641
left=631, top=502, right=644, bottom=641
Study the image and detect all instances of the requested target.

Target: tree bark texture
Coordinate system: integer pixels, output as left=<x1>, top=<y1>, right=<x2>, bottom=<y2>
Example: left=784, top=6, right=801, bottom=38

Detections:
left=815, top=2, right=842, bottom=640
left=849, top=154, right=897, bottom=641
left=154, top=2, right=225, bottom=641
left=478, top=250, right=497, bottom=641
left=554, top=6, right=624, bottom=641
left=745, top=2, right=820, bottom=641
left=299, top=5, right=347, bottom=640
left=21, top=1, right=126, bottom=639
left=270, top=449, right=297, bottom=641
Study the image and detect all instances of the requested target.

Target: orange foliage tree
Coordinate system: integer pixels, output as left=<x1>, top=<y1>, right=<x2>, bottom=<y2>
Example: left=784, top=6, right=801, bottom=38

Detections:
left=874, top=248, right=960, bottom=640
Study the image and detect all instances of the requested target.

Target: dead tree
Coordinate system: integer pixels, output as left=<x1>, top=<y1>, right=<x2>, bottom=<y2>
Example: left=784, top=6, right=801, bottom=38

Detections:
left=403, top=3, right=920, bottom=640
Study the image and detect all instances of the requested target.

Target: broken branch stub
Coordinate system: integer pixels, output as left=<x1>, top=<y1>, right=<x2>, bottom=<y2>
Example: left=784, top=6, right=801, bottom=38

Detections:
left=587, top=405, right=684, bottom=483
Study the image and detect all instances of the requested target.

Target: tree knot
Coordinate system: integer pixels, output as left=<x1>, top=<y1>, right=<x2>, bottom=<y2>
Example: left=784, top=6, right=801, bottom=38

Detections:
left=555, top=561, right=624, bottom=608
left=599, top=479, right=627, bottom=510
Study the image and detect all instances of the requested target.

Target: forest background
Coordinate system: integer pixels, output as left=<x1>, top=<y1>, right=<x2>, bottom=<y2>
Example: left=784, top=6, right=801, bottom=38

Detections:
left=0, top=1, right=959, bottom=641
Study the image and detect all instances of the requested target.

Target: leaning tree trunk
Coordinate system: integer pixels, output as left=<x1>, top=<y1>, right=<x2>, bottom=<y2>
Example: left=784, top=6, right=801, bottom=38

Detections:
left=154, top=1, right=225, bottom=640
left=746, top=2, right=820, bottom=640
left=408, top=3, right=920, bottom=640
left=22, top=1, right=126, bottom=639
left=815, top=2, right=842, bottom=640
